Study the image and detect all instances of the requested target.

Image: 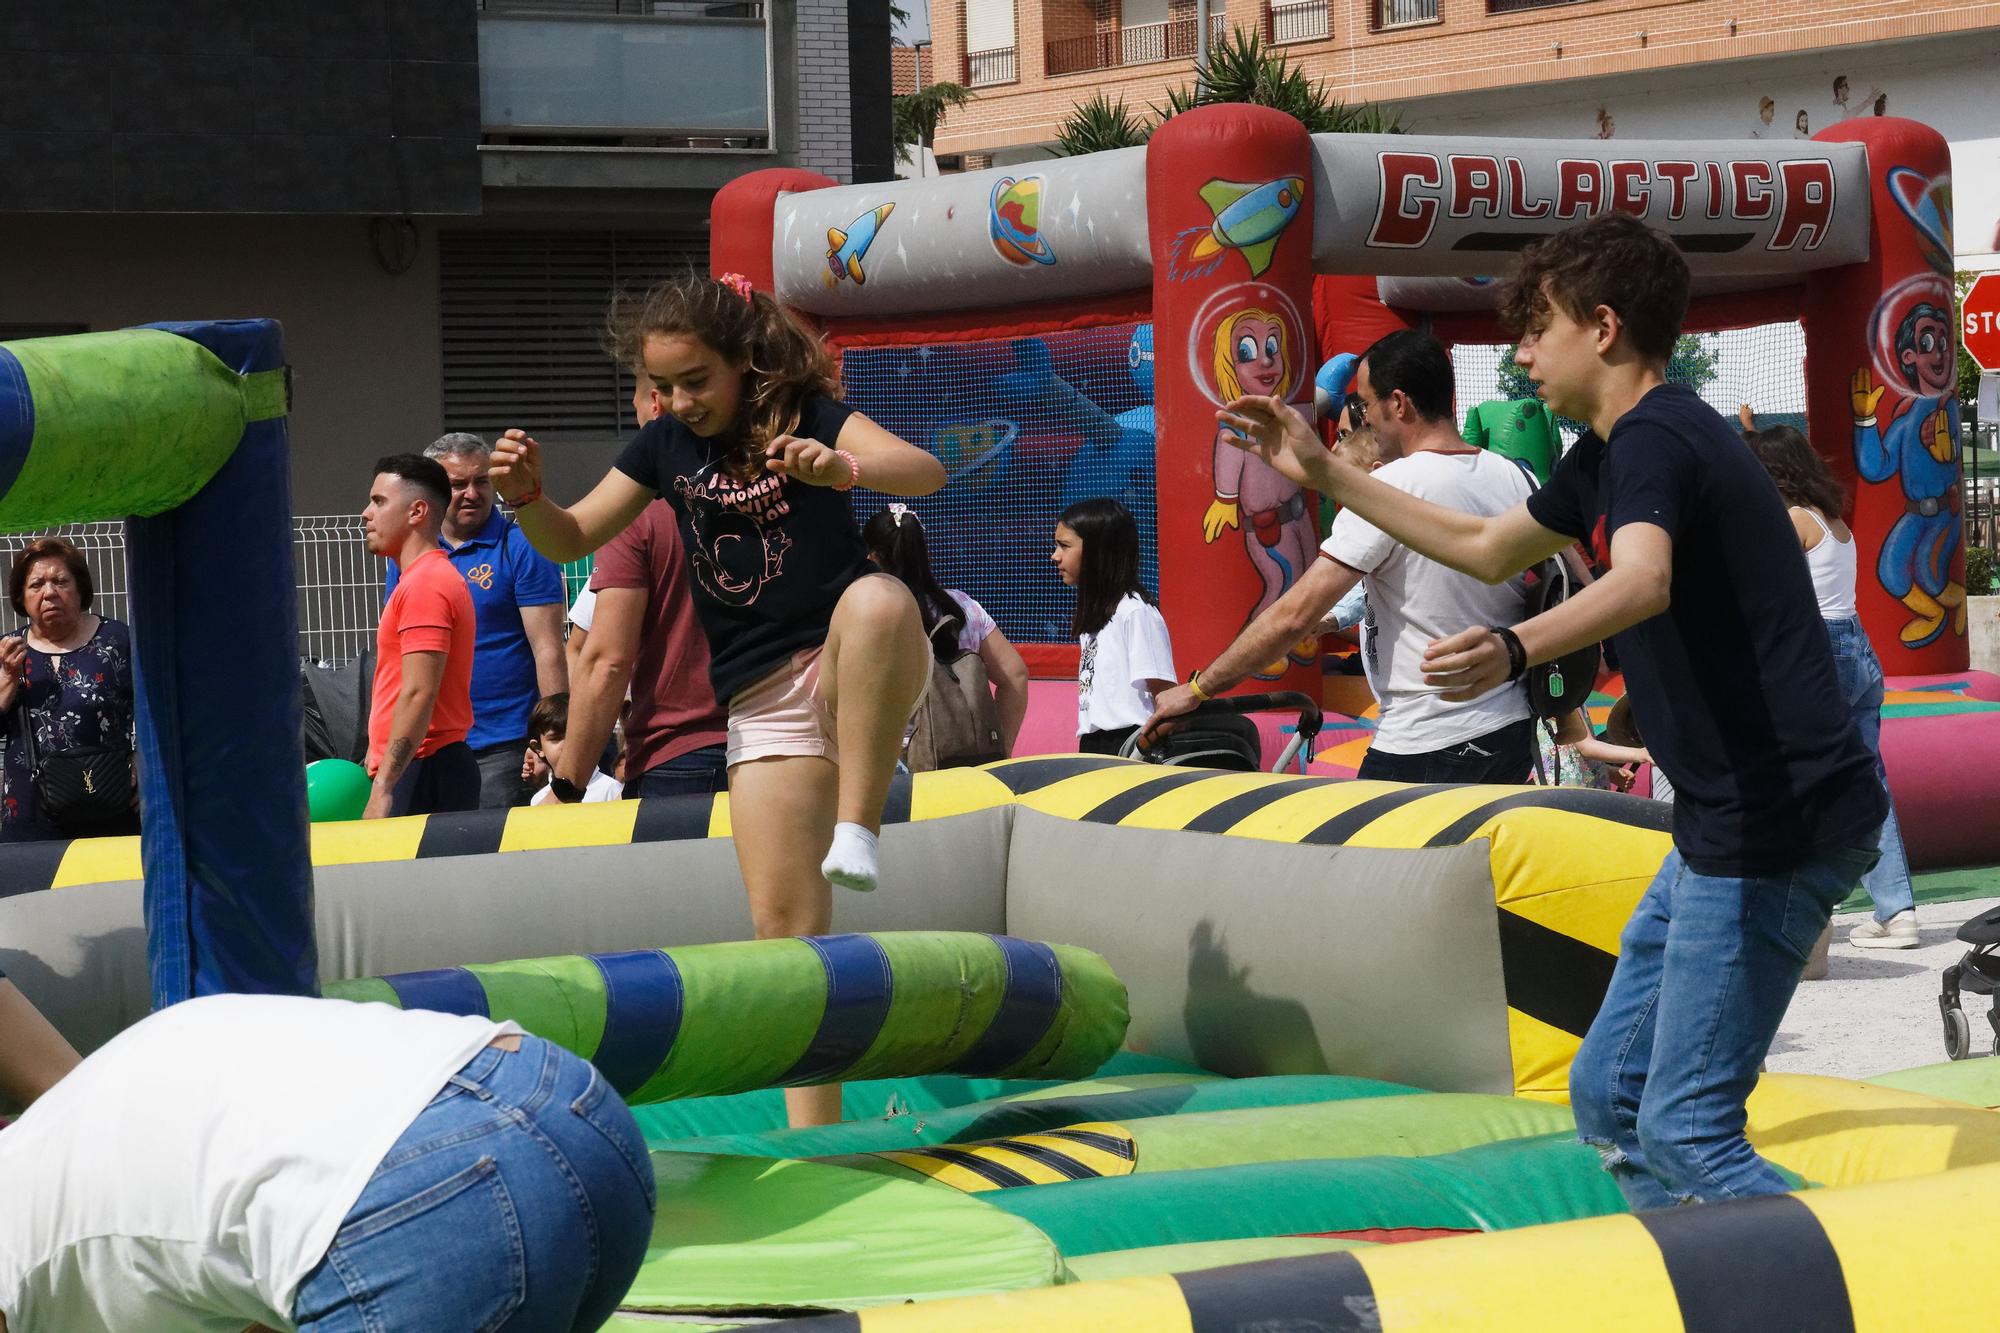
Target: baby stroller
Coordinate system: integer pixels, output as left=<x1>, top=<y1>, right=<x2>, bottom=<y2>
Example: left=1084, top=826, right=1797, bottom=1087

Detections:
left=1940, top=905, right=2000, bottom=1059
left=1118, top=691, right=1324, bottom=774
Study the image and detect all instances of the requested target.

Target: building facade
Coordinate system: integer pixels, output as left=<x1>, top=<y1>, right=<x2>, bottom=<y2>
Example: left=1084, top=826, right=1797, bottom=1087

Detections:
left=928, top=0, right=2000, bottom=265
left=0, top=0, right=893, bottom=514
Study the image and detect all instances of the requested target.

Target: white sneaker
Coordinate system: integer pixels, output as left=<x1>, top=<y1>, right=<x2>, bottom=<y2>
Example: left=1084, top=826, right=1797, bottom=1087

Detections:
left=1849, top=910, right=1919, bottom=949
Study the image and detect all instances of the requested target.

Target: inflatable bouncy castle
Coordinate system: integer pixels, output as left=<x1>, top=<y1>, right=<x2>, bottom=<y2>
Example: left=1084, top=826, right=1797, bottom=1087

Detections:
left=712, top=108, right=2000, bottom=868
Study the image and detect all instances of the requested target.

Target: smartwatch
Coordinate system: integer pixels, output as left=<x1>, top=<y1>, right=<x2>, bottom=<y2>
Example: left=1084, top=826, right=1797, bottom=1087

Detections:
left=548, top=774, right=586, bottom=804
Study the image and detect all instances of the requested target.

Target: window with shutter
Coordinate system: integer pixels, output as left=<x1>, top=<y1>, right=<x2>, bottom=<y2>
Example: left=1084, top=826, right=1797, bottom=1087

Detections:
left=439, top=230, right=709, bottom=444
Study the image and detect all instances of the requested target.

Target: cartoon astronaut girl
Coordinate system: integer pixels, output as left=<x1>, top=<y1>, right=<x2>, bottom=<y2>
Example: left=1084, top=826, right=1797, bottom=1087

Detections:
left=1203, top=307, right=1318, bottom=676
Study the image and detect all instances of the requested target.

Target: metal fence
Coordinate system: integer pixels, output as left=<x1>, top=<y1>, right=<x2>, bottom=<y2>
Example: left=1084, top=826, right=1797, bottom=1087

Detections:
left=965, top=44, right=1019, bottom=86
left=9, top=517, right=388, bottom=667
left=1266, top=0, right=1331, bottom=44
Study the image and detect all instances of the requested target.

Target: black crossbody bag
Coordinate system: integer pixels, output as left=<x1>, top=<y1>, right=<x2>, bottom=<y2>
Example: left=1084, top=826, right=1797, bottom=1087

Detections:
left=15, top=702, right=133, bottom=833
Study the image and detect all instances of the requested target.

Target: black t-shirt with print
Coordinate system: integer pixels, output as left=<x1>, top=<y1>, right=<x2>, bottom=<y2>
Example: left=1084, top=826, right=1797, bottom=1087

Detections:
left=614, top=393, right=871, bottom=703
left=1525, top=383, right=1886, bottom=876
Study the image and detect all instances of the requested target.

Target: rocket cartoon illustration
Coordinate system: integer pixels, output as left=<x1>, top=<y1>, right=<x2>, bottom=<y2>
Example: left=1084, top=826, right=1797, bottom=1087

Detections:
left=826, top=203, right=895, bottom=285
left=1183, top=176, right=1305, bottom=279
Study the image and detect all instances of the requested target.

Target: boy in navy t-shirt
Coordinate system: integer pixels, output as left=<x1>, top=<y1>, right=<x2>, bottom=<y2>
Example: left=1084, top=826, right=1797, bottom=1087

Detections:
left=1215, top=211, right=1885, bottom=1208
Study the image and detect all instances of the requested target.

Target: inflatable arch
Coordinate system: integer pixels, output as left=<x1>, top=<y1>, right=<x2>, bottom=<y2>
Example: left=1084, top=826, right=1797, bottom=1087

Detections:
left=0, top=323, right=312, bottom=1004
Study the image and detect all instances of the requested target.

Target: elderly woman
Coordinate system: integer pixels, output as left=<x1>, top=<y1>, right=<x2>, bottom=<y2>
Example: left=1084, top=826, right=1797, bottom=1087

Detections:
left=0, top=538, right=138, bottom=842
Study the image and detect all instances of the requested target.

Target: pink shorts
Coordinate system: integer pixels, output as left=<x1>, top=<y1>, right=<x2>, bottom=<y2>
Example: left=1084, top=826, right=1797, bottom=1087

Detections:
left=727, top=647, right=840, bottom=767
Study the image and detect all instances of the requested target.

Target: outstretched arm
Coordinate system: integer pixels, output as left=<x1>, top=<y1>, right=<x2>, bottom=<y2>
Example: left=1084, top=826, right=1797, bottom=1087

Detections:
left=1217, top=395, right=1570, bottom=582
left=491, top=430, right=657, bottom=564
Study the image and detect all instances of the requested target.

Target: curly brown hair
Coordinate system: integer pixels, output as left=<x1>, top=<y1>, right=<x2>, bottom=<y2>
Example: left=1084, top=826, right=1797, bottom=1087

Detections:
left=1498, top=212, right=1690, bottom=364
left=604, top=274, right=838, bottom=482
left=1748, top=425, right=1848, bottom=519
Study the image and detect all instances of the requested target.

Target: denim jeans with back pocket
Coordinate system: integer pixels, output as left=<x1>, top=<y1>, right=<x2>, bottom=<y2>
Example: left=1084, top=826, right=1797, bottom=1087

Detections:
left=1823, top=615, right=1915, bottom=921
left=292, top=1035, right=656, bottom=1332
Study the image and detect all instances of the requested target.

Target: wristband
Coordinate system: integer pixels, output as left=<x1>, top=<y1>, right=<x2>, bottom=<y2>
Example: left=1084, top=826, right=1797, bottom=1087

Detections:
left=1188, top=669, right=1212, bottom=702
left=512, top=484, right=544, bottom=509
left=548, top=774, right=586, bottom=803
left=1490, top=625, right=1528, bottom=683
left=832, top=449, right=859, bottom=491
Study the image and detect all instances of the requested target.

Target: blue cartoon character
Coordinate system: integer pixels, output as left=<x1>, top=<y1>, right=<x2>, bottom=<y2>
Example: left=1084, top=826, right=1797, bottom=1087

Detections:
left=1852, top=293, right=1962, bottom=647
left=1205, top=309, right=1317, bottom=676
left=1061, top=325, right=1159, bottom=589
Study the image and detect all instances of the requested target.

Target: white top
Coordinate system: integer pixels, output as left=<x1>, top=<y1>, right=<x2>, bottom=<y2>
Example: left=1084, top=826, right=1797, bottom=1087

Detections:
left=1322, top=448, right=1534, bottom=754
left=948, top=590, right=998, bottom=656
left=1077, top=593, right=1175, bottom=735
left=568, top=583, right=597, bottom=633
left=0, top=994, right=516, bottom=1333
left=1797, top=507, right=1858, bottom=621
left=531, top=767, right=624, bottom=804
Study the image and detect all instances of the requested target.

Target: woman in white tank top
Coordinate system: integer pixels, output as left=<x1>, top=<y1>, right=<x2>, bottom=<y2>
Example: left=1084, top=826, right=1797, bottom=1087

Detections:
left=1748, top=427, right=1917, bottom=947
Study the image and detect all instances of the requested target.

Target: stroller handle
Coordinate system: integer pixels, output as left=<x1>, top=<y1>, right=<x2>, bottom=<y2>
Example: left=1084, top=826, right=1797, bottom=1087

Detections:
left=1186, top=691, right=1323, bottom=742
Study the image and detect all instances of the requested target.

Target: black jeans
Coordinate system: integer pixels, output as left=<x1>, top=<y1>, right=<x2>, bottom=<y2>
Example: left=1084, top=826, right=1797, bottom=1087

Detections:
left=1080, top=725, right=1139, bottom=757
left=1356, top=716, right=1536, bottom=785
left=389, top=741, right=482, bottom=816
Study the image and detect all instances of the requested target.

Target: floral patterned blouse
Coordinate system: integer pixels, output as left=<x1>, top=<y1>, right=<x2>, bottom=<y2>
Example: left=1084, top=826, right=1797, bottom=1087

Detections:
left=1, top=617, right=137, bottom=841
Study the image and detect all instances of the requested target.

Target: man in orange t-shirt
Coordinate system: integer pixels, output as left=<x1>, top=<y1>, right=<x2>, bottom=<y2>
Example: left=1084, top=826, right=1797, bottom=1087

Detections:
left=362, top=455, right=477, bottom=818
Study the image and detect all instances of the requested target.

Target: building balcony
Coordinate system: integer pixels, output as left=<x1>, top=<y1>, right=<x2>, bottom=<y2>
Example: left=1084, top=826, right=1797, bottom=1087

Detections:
left=1045, top=13, right=1229, bottom=78
left=477, top=0, right=770, bottom=148
left=1373, top=0, right=1439, bottom=29
left=966, top=44, right=1020, bottom=86
left=1265, top=0, right=1331, bottom=45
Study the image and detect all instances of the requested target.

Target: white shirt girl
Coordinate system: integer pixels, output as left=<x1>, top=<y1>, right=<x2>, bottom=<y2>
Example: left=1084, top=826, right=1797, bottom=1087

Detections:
left=1076, top=593, right=1175, bottom=736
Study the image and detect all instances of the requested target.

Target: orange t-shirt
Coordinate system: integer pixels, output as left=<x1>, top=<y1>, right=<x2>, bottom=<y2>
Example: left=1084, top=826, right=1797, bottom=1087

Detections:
left=367, top=550, right=476, bottom=774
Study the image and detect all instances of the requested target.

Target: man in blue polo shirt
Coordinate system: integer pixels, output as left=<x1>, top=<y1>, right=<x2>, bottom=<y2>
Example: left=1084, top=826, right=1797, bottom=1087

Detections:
left=385, top=433, right=567, bottom=807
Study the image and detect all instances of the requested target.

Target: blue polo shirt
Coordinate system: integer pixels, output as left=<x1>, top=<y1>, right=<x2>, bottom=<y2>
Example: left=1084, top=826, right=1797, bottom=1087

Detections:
left=385, top=507, right=565, bottom=748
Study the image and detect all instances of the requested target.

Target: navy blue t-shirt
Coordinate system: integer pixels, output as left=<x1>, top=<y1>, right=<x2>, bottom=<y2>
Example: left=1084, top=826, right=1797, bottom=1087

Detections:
left=1525, top=384, right=1886, bottom=875
left=613, top=394, right=872, bottom=703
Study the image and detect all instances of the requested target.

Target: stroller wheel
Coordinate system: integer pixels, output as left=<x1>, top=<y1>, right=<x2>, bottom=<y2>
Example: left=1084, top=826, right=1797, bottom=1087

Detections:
left=1945, top=1006, right=1974, bottom=1061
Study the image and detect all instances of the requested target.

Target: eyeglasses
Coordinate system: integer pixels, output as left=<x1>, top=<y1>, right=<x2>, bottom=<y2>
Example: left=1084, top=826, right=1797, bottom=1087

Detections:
left=1344, top=392, right=1368, bottom=425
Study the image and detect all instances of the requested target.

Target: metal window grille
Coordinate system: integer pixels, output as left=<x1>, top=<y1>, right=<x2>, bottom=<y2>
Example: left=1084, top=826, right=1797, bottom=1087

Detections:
left=439, top=230, right=708, bottom=448
left=965, top=44, right=1018, bottom=85
left=1265, top=0, right=1330, bottom=43
left=1487, top=0, right=1583, bottom=12
left=1046, top=13, right=1226, bottom=75
left=1374, top=0, right=1437, bottom=27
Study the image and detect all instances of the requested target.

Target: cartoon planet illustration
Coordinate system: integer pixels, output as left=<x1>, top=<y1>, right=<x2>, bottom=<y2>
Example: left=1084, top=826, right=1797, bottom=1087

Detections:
left=826, top=202, right=895, bottom=285
left=1886, top=166, right=1953, bottom=275
left=1187, top=176, right=1306, bottom=278
left=990, top=175, right=1057, bottom=266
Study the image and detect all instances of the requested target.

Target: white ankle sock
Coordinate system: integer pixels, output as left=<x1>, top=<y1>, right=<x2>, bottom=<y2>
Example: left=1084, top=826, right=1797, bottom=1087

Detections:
left=821, top=822, right=880, bottom=893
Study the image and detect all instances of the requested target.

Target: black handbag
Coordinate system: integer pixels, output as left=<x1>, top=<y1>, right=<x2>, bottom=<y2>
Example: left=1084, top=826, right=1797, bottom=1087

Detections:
left=15, top=703, right=133, bottom=833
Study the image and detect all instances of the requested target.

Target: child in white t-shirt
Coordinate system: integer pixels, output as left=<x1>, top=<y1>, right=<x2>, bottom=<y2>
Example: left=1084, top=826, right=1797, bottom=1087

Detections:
left=526, top=692, right=624, bottom=804
left=1052, top=498, right=1175, bottom=755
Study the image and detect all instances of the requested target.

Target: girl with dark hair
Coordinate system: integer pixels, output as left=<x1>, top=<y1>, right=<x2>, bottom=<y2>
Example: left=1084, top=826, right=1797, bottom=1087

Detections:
left=1052, top=498, right=1175, bottom=755
left=489, top=273, right=946, bottom=1127
left=862, top=506, right=1031, bottom=756
left=1748, top=425, right=1917, bottom=948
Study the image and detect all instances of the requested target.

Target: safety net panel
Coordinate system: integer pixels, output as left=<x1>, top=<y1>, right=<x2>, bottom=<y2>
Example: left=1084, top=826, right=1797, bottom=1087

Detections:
left=1449, top=320, right=1809, bottom=445
left=837, top=321, right=1157, bottom=645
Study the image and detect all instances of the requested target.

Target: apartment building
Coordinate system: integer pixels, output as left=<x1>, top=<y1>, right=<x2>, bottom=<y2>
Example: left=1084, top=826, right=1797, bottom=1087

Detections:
left=0, top=0, right=892, bottom=513
left=930, top=0, right=2000, bottom=265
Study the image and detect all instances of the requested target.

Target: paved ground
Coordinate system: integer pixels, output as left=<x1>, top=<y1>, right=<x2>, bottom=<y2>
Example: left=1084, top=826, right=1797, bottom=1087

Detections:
left=1768, top=894, right=2000, bottom=1081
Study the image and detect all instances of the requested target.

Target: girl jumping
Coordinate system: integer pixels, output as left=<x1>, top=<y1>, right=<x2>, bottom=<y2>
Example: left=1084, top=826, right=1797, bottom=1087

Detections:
left=490, top=273, right=944, bottom=1127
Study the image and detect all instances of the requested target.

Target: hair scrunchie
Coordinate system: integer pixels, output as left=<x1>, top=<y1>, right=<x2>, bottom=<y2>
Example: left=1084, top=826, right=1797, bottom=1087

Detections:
left=717, top=271, right=755, bottom=304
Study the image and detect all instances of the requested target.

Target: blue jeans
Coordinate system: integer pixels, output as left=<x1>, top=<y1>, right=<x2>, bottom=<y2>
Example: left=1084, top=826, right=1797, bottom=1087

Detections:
left=293, top=1036, right=656, bottom=1331
left=1825, top=616, right=1916, bottom=920
left=625, top=742, right=729, bottom=799
left=1570, top=839, right=1879, bottom=1209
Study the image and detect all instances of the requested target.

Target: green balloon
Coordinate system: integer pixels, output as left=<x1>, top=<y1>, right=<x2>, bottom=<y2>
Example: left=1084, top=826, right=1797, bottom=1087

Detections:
left=305, top=759, right=372, bottom=823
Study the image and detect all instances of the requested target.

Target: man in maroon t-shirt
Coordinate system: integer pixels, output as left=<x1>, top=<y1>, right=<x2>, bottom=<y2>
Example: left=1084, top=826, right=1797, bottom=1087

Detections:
left=547, top=378, right=728, bottom=803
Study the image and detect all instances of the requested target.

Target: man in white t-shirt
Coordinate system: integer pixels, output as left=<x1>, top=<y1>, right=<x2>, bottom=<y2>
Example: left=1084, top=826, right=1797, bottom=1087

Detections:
left=0, top=994, right=654, bottom=1332
left=1145, top=330, right=1536, bottom=784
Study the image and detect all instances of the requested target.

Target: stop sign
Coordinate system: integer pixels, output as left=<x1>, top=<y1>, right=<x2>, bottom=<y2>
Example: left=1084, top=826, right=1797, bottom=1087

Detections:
left=1965, top=273, right=2000, bottom=373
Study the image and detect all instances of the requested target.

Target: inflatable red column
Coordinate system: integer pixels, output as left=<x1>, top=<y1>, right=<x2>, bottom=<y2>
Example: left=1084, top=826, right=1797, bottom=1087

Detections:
left=1148, top=105, right=1320, bottom=697
left=710, top=169, right=838, bottom=290
left=1804, top=119, right=1965, bottom=672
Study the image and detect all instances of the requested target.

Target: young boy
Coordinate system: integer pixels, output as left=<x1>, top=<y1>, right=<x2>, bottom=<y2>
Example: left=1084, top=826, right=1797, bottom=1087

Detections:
left=525, top=692, right=624, bottom=805
left=1217, top=211, right=1885, bottom=1207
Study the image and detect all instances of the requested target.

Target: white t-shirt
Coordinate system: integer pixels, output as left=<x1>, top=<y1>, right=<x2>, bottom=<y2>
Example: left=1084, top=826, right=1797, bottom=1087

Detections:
left=568, top=583, right=597, bottom=633
left=1322, top=448, right=1533, bottom=754
left=1077, top=593, right=1175, bottom=735
left=531, top=767, right=624, bottom=804
left=948, top=590, right=997, bottom=656
left=0, top=994, right=516, bottom=1333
